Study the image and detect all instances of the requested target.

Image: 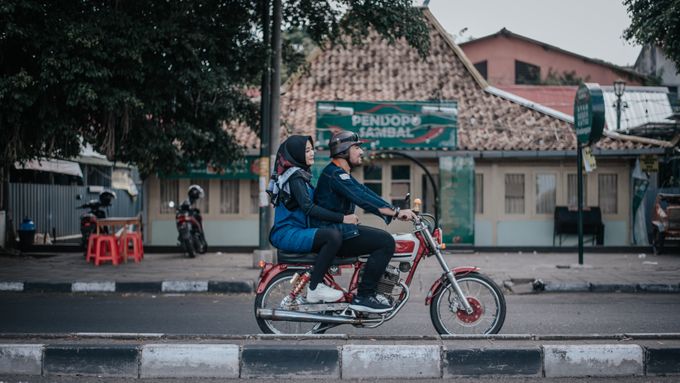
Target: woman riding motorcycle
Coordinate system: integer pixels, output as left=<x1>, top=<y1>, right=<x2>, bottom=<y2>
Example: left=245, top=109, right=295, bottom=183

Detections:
left=269, top=135, right=359, bottom=303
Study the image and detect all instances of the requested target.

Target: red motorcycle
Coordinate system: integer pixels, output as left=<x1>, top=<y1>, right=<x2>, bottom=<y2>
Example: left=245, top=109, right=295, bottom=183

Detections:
left=254, top=198, right=506, bottom=335
left=169, top=203, right=207, bottom=259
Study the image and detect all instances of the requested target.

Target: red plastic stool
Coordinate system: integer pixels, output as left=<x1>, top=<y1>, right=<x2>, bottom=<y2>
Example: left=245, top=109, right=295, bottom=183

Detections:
left=92, top=235, right=121, bottom=266
left=85, top=234, right=100, bottom=263
left=119, top=232, right=143, bottom=263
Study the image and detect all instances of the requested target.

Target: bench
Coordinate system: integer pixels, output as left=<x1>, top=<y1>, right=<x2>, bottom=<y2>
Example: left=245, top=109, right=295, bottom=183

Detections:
left=553, top=206, right=605, bottom=246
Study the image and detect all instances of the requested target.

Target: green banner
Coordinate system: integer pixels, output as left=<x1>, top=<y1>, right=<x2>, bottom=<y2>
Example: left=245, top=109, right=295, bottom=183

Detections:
left=163, top=157, right=260, bottom=180
left=316, top=101, right=457, bottom=150
left=439, top=156, right=474, bottom=244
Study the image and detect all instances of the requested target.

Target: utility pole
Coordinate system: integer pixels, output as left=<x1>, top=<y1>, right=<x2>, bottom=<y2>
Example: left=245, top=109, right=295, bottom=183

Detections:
left=257, top=0, right=271, bottom=252
left=577, top=142, right=584, bottom=265
left=270, top=0, right=282, bottom=156
left=253, top=0, right=282, bottom=267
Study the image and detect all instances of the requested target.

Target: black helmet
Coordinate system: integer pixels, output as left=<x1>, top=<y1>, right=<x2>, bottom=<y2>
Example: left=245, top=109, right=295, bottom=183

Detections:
left=188, top=184, right=205, bottom=200
left=329, top=131, right=360, bottom=158
left=98, top=191, right=116, bottom=206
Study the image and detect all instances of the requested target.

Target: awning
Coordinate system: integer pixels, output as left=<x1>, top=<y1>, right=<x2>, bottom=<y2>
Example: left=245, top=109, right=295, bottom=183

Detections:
left=14, top=159, right=84, bottom=178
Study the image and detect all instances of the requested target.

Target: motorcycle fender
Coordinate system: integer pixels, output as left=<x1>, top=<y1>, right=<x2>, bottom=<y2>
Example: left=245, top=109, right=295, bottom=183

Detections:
left=424, top=266, right=479, bottom=305
left=255, top=264, right=310, bottom=294
left=178, top=223, right=191, bottom=238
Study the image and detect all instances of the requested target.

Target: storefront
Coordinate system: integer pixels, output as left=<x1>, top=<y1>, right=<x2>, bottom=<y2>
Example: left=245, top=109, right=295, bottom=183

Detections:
left=145, top=156, right=262, bottom=246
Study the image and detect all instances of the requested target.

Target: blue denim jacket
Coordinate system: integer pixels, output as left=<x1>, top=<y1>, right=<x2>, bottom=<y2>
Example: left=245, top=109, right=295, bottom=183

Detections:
left=312, top=162, right=393, bottom=239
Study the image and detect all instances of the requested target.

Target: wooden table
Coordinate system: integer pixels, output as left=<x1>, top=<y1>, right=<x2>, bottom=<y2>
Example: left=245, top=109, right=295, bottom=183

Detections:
left=95, top=217, right=142, bottom=235
left=93, top=216, right=143, bottom=263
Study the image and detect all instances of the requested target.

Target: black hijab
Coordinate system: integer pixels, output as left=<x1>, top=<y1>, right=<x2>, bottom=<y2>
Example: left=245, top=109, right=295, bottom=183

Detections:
left=273, top=135, right=313, bottom=178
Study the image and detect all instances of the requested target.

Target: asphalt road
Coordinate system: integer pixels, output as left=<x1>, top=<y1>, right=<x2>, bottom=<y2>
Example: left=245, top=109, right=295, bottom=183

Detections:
left=1, top=292, right=680, bottom=335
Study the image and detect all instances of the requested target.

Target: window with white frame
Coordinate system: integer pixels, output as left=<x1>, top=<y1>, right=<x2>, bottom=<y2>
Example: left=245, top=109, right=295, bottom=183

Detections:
left=475, top=173, right=484, bottom=214
left=159, top=179, right=179, bottom=214
left=505, top=174, right=525, bottom=214
left=220, top=180, right=240, bottom=214
left=190, top=179, right=210, bottom=214
left=363, top=164, right=382, bottom=196
left=598, top=174, right=618, bottom=214
left=535, top=173, right=556, bottom=214
left=249, top=179, right=259, bottom=214
left=567, top=174, right=588, bottom=207
left=390, top=165, right=411, bottom=208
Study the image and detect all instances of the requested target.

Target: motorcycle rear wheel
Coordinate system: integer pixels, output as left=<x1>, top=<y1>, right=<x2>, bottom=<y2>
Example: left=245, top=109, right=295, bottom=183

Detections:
left=254, top=270, right=326, bottom=334
left=195, top=233, right=208, bottom=254
left=429, top=272, right=506, bottom=335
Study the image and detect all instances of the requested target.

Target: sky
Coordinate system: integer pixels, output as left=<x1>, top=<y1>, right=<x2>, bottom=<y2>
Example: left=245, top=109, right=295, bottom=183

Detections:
left=428, top=0, right=641, bottom=67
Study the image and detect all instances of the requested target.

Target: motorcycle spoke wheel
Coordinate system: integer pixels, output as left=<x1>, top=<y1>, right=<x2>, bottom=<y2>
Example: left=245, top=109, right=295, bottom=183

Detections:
left=254, top=271, right=323, bottom=335
left=430, top=273, right=506, bottom=335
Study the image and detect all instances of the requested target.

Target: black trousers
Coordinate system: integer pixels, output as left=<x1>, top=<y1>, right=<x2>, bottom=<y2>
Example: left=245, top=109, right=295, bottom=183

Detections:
left=337, top=226, right=395, bottom=296
left=309, top=228, right=343, bottom=289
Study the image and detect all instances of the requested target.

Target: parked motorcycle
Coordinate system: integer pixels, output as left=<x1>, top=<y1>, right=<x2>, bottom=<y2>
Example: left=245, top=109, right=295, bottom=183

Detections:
left=651, top=193, right=680, bottom=254
left=170, top=185, right=208, bottom=258
left=254, top=197, right=506, bottom=335
left=77, top=191, right=116, bottom=249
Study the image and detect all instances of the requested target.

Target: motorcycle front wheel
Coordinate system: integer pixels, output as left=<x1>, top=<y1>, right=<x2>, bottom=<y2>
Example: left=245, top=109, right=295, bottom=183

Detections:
left=429, top=272, right=506, bottom=335
left=180, top=229, right=195, bottom=258
left=254, top=270, right=325, bottom=334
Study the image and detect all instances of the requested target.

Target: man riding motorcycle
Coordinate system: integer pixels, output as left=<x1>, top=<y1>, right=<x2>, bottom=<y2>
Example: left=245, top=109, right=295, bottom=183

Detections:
left=313, top=131, right=417, bottom=313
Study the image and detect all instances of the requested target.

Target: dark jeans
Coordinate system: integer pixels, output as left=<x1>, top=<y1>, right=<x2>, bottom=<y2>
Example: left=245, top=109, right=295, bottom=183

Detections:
left=337, top=226, right=395, bottom=296
left=309, top=228, right=343, bottom=289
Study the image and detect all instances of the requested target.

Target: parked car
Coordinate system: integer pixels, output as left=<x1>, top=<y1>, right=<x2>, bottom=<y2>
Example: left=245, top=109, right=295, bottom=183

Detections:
left=651, top=193, right=680, bottom=254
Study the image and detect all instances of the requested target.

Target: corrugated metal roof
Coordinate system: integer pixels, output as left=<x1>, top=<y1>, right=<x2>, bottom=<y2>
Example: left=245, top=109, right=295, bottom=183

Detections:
left=602, top=86, right=674, bottom=132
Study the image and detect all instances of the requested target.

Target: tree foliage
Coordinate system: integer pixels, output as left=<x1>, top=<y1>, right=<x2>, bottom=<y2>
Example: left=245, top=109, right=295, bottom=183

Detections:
left=1, top=0, right=429, bottom=177
left=623, top=0, right=680, bottom=72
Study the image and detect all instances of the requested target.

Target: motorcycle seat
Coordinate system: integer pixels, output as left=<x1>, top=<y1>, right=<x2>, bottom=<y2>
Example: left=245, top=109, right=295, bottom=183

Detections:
left=277, top=251, right=358, bottom=265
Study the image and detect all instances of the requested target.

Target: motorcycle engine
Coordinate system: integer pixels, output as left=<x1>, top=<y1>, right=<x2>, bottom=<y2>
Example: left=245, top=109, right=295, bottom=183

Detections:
left=375, top=265, right=400, bottom=298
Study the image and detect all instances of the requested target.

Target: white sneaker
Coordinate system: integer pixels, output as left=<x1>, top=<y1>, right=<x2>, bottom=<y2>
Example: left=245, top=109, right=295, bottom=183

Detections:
left=306, top=284, right=343, bottom=303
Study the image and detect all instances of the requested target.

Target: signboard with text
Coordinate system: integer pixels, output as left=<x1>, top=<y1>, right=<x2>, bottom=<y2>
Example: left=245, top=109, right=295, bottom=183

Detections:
left=573, top=83, right=605, bottom=145
left=316, top=101, right=458, bottom=150
left=640, top=155, right=659, bottom=173
left=163, top=157, right=260, bottom=180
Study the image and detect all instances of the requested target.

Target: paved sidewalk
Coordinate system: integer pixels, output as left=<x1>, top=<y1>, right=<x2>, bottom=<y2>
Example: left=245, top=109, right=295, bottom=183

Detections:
left=0, top=249, right=679, bottom=294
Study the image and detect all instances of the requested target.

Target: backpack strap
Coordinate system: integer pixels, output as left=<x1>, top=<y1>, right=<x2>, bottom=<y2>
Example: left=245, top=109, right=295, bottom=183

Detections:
left=267, top=167, right=301, bottom=206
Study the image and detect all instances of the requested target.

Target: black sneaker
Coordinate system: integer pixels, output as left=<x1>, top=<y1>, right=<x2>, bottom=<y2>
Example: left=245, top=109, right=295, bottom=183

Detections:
left=349, top=294, right=391, bottom=313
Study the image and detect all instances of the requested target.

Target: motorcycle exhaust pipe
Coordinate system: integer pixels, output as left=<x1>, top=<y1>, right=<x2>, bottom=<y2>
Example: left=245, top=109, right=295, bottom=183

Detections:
left=257, top=308, right=364, bottom=325
left=257, top=282, right=411, bottom=326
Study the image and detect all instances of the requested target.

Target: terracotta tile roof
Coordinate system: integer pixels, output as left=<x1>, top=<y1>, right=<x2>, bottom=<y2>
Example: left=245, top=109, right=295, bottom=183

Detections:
left=225, top=120, right=259, bottom=150
left=497, top=85, right=578, bottom=116
left=266, top=9, right=657, bottom=152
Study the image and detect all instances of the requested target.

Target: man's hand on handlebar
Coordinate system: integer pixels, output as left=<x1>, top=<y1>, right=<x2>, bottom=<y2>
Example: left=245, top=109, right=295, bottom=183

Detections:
left=397, top=208, right=417, bottom=221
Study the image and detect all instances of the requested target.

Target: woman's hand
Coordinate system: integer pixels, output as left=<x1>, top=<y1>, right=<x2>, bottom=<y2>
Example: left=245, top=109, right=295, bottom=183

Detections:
left=343, top=214, right=360, bottom=225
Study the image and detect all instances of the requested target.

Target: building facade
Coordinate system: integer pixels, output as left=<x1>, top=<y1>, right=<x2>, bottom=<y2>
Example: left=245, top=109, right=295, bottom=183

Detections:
left=145, top=9, right=667, bottom=247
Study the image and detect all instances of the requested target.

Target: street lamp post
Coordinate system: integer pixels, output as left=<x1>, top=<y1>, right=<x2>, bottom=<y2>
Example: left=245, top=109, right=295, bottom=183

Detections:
left=614, top=79, right=626, bottom=132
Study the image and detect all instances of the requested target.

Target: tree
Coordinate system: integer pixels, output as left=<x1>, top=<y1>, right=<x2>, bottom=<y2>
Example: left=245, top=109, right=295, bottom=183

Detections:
left=1, top=0, right=430, bottom=178
left=623, top=0, right=680, bottom=72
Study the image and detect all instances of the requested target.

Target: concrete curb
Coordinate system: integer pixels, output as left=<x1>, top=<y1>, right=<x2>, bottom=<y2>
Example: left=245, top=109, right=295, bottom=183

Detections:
left=0, top=280, right=254, bottom=294
left=1, top=342, right=679, bottom=378
left=523, top=279, right=680, bottom=294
